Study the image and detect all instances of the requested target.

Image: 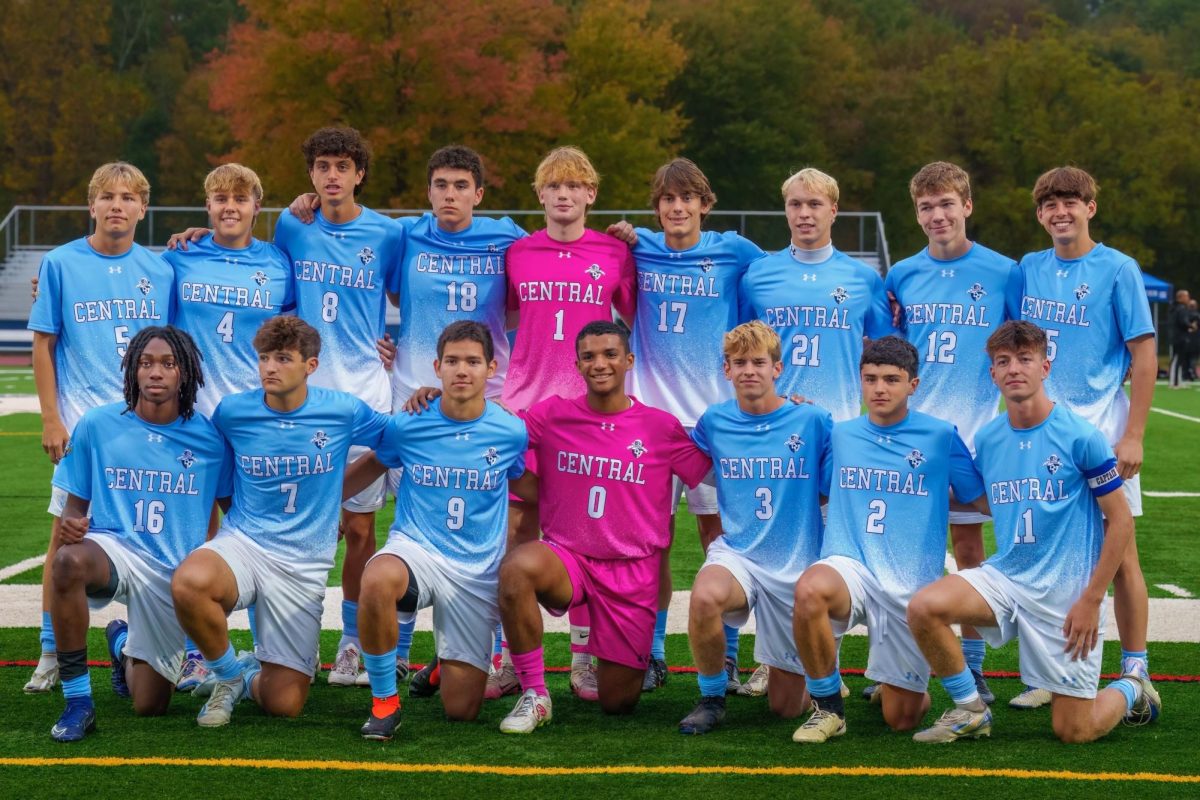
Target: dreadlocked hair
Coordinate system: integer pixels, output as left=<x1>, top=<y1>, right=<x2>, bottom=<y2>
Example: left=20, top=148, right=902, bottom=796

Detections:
left=122, top=325, right=205, bottom=420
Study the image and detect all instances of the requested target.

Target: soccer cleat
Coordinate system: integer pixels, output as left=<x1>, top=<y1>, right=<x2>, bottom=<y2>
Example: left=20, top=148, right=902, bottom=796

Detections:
left=971, top=667, right=995, bottom=705
left=862, top=682, right=880, bottom=703
left=104, top=619, right=130, bottom=698
left=1122, top=672, right=1162, bottom=726
left=24, top=653, right=59, bottom=694
left=500, top=688, right=553, bottom=734
left=176, top=653, right=208, bottom=693
left=50, top=699, right=96, bottom=743
left=486, top=661, right=521, bottom=700
left=912, top=706, right=992, bottom=743
left=408, top=658, right=441, bottom=698
left=738, top=663, right=769, bottom=697
left=360, top=698, right=403, bottom=741
left=724, top=656, right=741, bottom=694
left=840, top=680, right=850, bottom=699
left=1008, top=685, right=1052, bottom=709
left=196, top=677, right=244, bottom=728
left=328, top=641, right=364, bottom=687
left=679, top=695, right=726, bottom=735
left=395, top=656, right=411, bottom=683
left=641, top=657, right=667, bottom=692
left=792, top=703, right=846, bottom=743
left=570, top=662, right=600, bottom=702
left=191, top=669, right=218, bottom=698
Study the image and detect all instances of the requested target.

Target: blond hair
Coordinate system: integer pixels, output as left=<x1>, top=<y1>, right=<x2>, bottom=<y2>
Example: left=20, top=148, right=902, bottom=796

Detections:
left=533, top=146, right=599, bottom=192
left=909, top=161, right=971, bottom=205
left=204, top=163, right=264, bottom=203
left=781, top=167, right=839, bottom=204
left=723, top=321, right=782, bottom=363
left=88, top=162, right=150, bottom=206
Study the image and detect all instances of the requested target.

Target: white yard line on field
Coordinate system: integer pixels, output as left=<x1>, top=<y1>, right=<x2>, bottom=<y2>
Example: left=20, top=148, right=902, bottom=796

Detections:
left=1156, top=584, right=1195, bottom=598
left=1149, top=406, right=1200, bottom=424
left=0, top=555, right=44, bottom=581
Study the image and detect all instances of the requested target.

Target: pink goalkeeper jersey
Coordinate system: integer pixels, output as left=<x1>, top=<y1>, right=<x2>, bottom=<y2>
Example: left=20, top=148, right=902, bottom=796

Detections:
left=503, top=229, right=636, bottom=411
left=524, top=394, right=712, bottom=560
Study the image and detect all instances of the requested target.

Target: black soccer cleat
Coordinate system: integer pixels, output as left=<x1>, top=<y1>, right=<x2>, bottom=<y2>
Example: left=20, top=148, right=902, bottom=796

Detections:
left=678, top=695, right=726, bottom=735
left=408, top=657, right=441, bottom=698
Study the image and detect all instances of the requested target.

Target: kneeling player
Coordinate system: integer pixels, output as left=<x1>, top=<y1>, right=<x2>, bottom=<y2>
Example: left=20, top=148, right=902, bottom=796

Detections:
left=171, top=317, right=388, bottom=726
left=908, top=321, right=1159, bottom=743
left=791, top=336, right=984, bottom=743
left=497, top=321, right=712, bottom=732
left=48, top=327, right=232, bottom=741
left=344, top=322, right=529, bottom=740
left=679, top=321, right=832, bottom=734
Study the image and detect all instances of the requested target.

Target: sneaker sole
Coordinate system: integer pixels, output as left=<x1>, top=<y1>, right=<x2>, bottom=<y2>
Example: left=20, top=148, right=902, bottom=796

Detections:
left=196, top=716, right=232, bottom=729
left=328, top=672, right=361, bottom=687
left=916, top=726, right=991, bottom=743
left=792, top=723, right=846, bottom=743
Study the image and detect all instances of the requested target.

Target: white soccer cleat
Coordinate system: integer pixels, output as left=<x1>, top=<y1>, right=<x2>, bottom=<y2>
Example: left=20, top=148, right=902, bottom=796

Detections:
left=486, top=661, right=521, bottom=700
left=912, top=706, right=992, bottom=743
left=24, top=653, right=59, bottom=694
left=196, top=677, right=245, bottom=728
left=1121, top=672, right=1162, bottom=726
left=792, top=704, right=846, bottom=743
left=328, top=642, right=363, bottom=687
left=738, top=663, right=769, bottom=697
left=500, top=689, right=553, bottom=734
left=1008, top=686, right=1052, bottom=709
left=570, top=663, right=599, bottom=702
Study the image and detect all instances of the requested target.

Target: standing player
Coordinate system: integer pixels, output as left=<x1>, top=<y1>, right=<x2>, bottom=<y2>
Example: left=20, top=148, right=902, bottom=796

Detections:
left=273, top=127, right=404, bottom=686
left=344, top=322, right=528, bottom=739
left=496, top=321, right=712, bottom=733
left=171, top=316, right=388, bottom=726
left=881, top=162, right=1021, bottom=705
left=790, top=336, right=984, bottom=743
left=678, top=321, right=832, bottom=735
left=907, top=321, right=1159, bottom=743
left=1017, top=166, right=1157, bottom=709
left=46, top=326, right=232, bottom=741
left=627, top=158, right=764, bottom=692
left=25, top=162, right=175, bottom=693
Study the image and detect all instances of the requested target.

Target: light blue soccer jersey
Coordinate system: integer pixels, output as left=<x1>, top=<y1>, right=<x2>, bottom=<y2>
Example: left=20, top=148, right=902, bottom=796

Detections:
left=822, top=411, right=984, bottom=604
left=375, top=398, right=527, bottom=578
left=163, top=234, right=294, bottom=417
left=213, top=386, right=388, bottom=567
left=885, top=243, right=1021, bottom=447
left=54, top=403, right=233, bottom=572
left=274, top=207, right=403, bottom=412
left=740, top=248, right=895, bottom=422
left=630, top=229, right=765, bottom=427
left=975, top=404, right=1121, bottom=611
left=1019, top=243, right=1154, bottom=444
left=27, top=238, right=175, bottom=432
left=390, top=213, right=525, bottom=401
left=692, top=399, right=832, bottom=583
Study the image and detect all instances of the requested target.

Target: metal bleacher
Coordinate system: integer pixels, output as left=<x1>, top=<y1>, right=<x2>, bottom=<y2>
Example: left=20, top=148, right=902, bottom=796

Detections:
left=0, top=205, right=891, bottom=353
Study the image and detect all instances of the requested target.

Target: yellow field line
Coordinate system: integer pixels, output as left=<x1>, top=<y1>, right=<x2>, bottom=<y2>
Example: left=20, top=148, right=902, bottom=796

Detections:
left=1, top=757, right=1198, bottom=783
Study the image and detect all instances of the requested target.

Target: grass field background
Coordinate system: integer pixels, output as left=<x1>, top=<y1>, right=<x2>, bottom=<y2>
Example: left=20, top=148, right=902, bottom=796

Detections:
left=1, top=370, right=1198, bottom=797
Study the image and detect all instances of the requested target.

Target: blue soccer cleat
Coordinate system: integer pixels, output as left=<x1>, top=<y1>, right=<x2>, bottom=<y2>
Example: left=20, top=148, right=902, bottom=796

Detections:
left=51, top=699, right=97, bottom=743
left=105, top=619, right=130, bottom=698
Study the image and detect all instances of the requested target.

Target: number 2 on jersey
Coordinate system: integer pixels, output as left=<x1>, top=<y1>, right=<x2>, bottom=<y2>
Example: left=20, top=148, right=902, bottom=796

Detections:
left=866, top=499, right=886, bottom=534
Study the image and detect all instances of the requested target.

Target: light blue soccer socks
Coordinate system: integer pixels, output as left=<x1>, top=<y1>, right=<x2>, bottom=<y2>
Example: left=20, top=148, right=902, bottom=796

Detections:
left=396, top=618, right=416, bottom=660
left=341, top=600, right=359, bottom=646
left=206, top=643, right=243, bottom=683
left=961, top=638, right=985, bottom=672
left=723, top=624, right=740, bottom=661
left=40, top=610, right=55, bottom=654
left=697, top=670, right=727, bottom=699
left=1109, top=677, right=1140, bottom=713
left=939, top=666, right=982, bottom=709
left=1121, top=648, right=1149, bottom=676
left=363, top=648, right=398, bottom=699
left=58, top=649, right=91, bottom=700
left=651, top=610, right=668, bottom=661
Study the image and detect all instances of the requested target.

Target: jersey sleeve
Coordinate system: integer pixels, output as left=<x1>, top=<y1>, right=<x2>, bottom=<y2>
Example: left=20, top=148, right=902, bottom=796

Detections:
left=272, top=211, right=297, bottom=260
left=505, top=237, right=527, bottom=313
left=270, top=244, right=297, bottom=312
left=1002, top=261, right=1023, bottom=322
left=351, top=399, right=389, bottom=449
left=215, top=439, right=236, bottom=499
left=734, top=234, right=767, bottom=271
left=384, top=219, right=406, bottom=297
left=665, top=415, right=713, bottom=488
left=373, top=415, right=405, bottom=469
left=1114, top=261, right=1155, bottom=341
left=690, top=410, right=714, bottom=456
left=864, top=271, right=897, bottom=339
left=55, top=413, right=94, bottom=500
left=506, top=421, right=529, bottom=479
left=521, top=399, right=549, bottom=451
left=27, top=253, right=62, bottom=334
left=948, top=427, right=985, bottom=504
left=612, top=245, right=638, bottom=320
left=1075, top=425, right=1122, bottom=498
left=816, top=408, right=834, bottom=496
left=160, top=253, right=179, bottom=323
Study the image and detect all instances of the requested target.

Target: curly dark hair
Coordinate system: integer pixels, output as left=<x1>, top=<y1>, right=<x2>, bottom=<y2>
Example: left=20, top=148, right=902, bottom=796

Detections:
left=860, top=335, right=919, bottom=380
left=302, top=127, right=372, bottom=193
left=122, top=326, right=205, bottom=421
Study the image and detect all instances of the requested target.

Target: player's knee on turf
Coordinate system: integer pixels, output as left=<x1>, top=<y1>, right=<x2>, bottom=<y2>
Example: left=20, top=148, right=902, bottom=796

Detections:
left=766, top=676, right=809, bottom=718
left=1051, top=706, right=1100, bottom=744
left=881, top=688, right=930, bottom=731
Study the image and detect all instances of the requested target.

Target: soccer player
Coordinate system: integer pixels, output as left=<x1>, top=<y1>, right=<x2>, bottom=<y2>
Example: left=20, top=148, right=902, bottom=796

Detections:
left=343, top=322, right=528, bottom=740
left=678, top=321, right=832, bottom=735
left=881, top=162, right=1022, bottom=705
left=496, top=321, right=712, bottom=733
left=171, top=316, right=388, bottom=726
left=790, top=336, right=985, bottom=743
left=46, top=326, right=232, bottom=741
left=627, top=158, right=764, bottom=693
left=1017, top=166, right=1157, bottom=709
left=907, top=321, right=1160, bottom=743
left=25, top=162, right=176, bottom=694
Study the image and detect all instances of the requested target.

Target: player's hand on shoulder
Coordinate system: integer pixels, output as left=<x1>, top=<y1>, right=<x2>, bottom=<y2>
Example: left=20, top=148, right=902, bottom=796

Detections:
left=403, top=387, right=441, bottom=414
left=888, top=290, right=902, bottom=329
left=290, top=193, right=320, bottom=224
left=376, top=334, right=397, bottom=370
left=59, top=516, right=89, bottom=545
left=166, top=227, right=212, bottom=251
left=785, top=393, right=811, bottom=405
left=42, top=421, right=69, bottom=463
left=1062, top=595, right=1102, bottom=661
left=606, top=220, right=638, bottom=246
left=30, top=276, right=39, bottom=301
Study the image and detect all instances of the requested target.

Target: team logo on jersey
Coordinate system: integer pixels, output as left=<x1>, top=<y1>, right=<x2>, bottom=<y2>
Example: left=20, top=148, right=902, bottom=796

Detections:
left=483, top=447, right=500, bottom=465
left=585, top=263, right=605, bottom=280
left=876, top=434, right=893, bottom=445
left=698, top=257, right=715, bottom=273
left=1056, top=269, right=1070, bottom=278
left=1043, top=453, right=1063, bottom=474
left=252, top=270, right=269, bottom=286
left=488, top=243, right=498, bottom=253
left=558, top=251, right=571, bottom=259
left=279, top=421, right=296, bottom=430
left=108, top=265, right=122, bottom=275
left=831, top=286, right=848, bottom=304
left=786, top=433, right=804, bottom=452
left=1018, top=440, right=1032, bottom=450
left=311, top=430, right=330, bottom=449
left=137, top=277, right=153, bottom=295
left=1074, top=283, right=1090, bottom=300
left=358, top=247, right=375, bottom=266
left=967, top=282, right=986, bottom=301
left=599, top=422, right=616, bottom=432
left=147, top=433, right=164, bottom=444
left=627, top=439, right=647, bottom=458
left=800, top=273, right=817, bottom=282
left=177, top=450, right=196, bottom=469
left=905, top=449, right=926, bottom=468
left=941, top=269, right=956, bottom=278
left=223, top=256, right=242, bottom=266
